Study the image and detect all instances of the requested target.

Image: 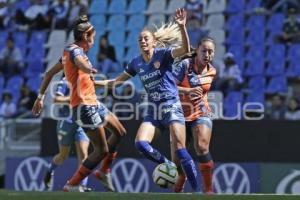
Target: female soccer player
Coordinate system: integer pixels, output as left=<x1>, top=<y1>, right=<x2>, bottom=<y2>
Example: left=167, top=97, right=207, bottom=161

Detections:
left=172, top=37, right=216, bottom=193
left=32, top=15, right=125, bottom=192
left=43, top=77, right=91, bottom=192
left=95, top=8, right=199, bottom=192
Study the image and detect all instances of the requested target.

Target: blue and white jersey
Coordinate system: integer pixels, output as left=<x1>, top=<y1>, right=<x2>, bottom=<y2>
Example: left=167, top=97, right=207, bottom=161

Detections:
left=56, top=77, right=71, bottom=119
left=125, top=48, right=179, bottom=105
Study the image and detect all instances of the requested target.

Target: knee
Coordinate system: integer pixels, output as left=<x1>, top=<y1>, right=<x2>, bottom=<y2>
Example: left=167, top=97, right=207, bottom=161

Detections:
left=194, top=141, right=209, bottom=155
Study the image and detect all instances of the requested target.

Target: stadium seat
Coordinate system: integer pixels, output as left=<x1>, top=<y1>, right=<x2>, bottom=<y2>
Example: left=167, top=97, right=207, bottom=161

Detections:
left=108, top=31, right=125, bottom=47
left=227, top=44, right=245, bottom=70
left=126, top=14, right=145, bottom=31
left=27, top=76, right=42, bottom=93
left=265, top=59, right=285, bottom=77
left=208, top=29, right=225, bottom=44
left=203, top=14, right=225, bottom=30
left=245, top=45, right=265, bottom=62
left=4, top=75, right=24, bottom=94
left=265, top=76, right=288, bottom=94
left=244, top=91, right=265, bottom=111
left=245, top=28, right=265, bottom=45
left=247, top=76, right=266, bottom=92
left=125, top=30, right=140, bottom=47
left=26, top=47, right=45, bottom=62
left=145, top=0, right=166, bottom=14
left=287, top=44, right=300, bottom=62
left=90, top=15, right=106, bottom=33
left=223, top=91, right=244, bottom=119
left=244, top=59, right=265, bottom=77
left=267, top=13, right=285, bottom=32
left=0, top=31, right=8, bottom=49
left=106, top=15, right=126, bottom=31
left=25, top=59, right=44, bottom=78
left=127, top=0, right=147, bottom=14
left=13, top=0, right=30, bottom=12
left=107, top=0, right=127, bottom=14
left=165, top=0, right=186, bottom=14
left=206, top=0, right=226, bottom=13
left=125, top=45, right=139, bottom=63
left=45, top=30, right=66, bottom=48
left=147, top=14, right=166, bottom=27
left=225, top=14, right=244, bottom=30
left=246, top=15, right=265, bottom=30
left=266, top=44, right=285, bottom=62
left=226, top=29, right=245, bottom=44
left=89, top=0, right=107, bottom=14
left=286, top=60, right=300, bottom=78
left=245, top=0, right=262, bottom=11
left=0, top=75, right=4, bottom=90
left=45, top=45, right=64, bottom=63
left=226, top=0, right=245, bottom=13
left=28, top=31, right=47, bottom=49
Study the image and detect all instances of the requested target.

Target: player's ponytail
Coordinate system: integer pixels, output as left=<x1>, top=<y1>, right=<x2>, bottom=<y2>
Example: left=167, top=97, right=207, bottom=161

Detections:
left=153, top=22, right=182, bottom=48
left=73, top=15, right=95, bottom=41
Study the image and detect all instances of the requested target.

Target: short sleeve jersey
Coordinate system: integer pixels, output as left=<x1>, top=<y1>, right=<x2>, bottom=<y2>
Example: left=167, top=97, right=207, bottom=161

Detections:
left=173, top=58, right=216, bottom=121
left=124, top=48, right=179, bottom=105
left=62, top=44, right=97, bottom=108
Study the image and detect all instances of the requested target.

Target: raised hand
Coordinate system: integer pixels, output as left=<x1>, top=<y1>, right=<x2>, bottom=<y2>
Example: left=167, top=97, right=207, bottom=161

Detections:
left=174, top=8, right=187, bottom=26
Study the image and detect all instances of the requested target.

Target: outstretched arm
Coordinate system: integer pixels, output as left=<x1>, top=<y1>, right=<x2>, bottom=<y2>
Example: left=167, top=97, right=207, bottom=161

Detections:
left=172, top=8, right=190, bottom=58
left=94, top=72, right=131, bottom=88
left=32, top=62, right=63, bottom=116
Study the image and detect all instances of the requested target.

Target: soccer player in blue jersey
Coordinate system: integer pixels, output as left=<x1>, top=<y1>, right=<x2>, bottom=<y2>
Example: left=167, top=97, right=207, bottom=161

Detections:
left=32, top=60, right=126, bottom=192
left=95, top=8, right=199, bottom=192
left=43, top=76, right=91, bottom=192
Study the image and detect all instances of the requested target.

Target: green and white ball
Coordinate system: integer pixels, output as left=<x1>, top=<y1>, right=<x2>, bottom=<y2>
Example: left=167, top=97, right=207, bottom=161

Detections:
left=152, top=163, right=178, bottom=188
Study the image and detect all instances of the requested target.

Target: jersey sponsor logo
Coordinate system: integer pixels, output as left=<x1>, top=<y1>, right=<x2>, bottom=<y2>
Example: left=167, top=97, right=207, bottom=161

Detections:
left=112, top=158, right=149, bottom=192
left=276, top=170, right=300, bottom=194
left=139, top=68, right=145, bottom=73
left=14, top=157, right=49, bottom=191
left=154, top=61, right=161, bottom=69
left=213, top=163, right=250, bottom=194
left=140, top=70, right=161, bottom=81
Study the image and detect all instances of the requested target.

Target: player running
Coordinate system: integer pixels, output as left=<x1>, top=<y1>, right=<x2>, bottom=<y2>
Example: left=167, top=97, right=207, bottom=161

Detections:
left=172, top=37, right=216, bottom=193
left=95, top=8, right=199, bottom=192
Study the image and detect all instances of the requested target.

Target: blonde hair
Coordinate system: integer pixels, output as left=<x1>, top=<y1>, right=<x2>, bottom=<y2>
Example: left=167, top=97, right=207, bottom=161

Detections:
left=144, top=22, right=182, bottom=48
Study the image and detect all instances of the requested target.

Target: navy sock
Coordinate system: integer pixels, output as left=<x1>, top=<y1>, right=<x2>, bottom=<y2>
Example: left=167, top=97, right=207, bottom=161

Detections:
left=135, top=141, right=169, bottom=164
left=176, top=148, right=199, bottom=191
left=198, top=153, right=213, bottom=163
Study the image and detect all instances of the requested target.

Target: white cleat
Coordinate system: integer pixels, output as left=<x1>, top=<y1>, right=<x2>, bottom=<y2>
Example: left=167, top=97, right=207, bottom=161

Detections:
left=94, top=170, right=115, bottom=192
left=63, top=182, right=84, bottom=192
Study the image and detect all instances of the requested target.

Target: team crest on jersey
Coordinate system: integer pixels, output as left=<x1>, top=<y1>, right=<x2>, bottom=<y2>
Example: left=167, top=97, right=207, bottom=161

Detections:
left=153, top=61, right=160, bottom=69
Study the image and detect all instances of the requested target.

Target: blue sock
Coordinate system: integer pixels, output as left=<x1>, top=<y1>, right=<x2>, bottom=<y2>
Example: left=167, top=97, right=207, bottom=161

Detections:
left=48, top=161, right=58, bottom=173
left=135, top=141, right=169, bottom=164
left=80, top=176, right=88, bottom=187
left=176, top=148, right=199, bottom=191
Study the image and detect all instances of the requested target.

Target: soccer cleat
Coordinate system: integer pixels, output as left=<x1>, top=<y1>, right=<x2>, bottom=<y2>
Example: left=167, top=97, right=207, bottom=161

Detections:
left=44, top=171, right=54, bottom=190
left=82, top=186, right=93, bottom=192
left=93, top=170, right=115, bottom=192
left=63, top=182, right=84, bottom=192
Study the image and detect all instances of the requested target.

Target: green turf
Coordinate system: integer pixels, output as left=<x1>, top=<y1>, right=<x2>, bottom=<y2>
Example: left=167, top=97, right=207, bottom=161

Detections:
left=1, top=191, right=300, bottom=200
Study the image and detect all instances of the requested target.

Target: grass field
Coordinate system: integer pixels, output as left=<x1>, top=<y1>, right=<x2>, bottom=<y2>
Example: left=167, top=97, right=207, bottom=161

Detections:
left=1, top=191, right=300, bottom=200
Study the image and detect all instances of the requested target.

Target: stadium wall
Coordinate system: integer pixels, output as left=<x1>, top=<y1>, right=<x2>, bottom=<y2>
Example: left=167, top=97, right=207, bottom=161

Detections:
left=40, top=119, right=300, bottom=162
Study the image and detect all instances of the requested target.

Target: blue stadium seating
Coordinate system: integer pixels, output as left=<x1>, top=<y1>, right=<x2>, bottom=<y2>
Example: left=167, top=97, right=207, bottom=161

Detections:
left=25, top=59, right=44, bottom=78
left=127, top=0, right=147, bottom=14
left=244, top=59, right=265, bottom=77
left=125, top=45, right=139, bottom=63
left=0, top=75, right=4, bottom=89
left=287, top=44, right=300, bottom=62
left=125, top=30, right=140, bottom=47
left=0, top=31, right=8, bottom=49
left=4, top=75, right=24, bottom=103
left=266, top=44, right=285, bottom=62
left=244, top=91, right=265, bottom=111
left=246, top=0, right=262, bottom=11
left=27, top=76, right=42, bottom=93
left=286, top=60, right=300, bottom=78
left=265, top=59, right=285, bottom=77
left=13, top=0, right=30, bottom=12
left=246, top=15, right=265, bottom=30
left=226, top=29, right=245, bottom=44
left=247, top=76, right=266, bottom=92
left=267, top=13, right=285, bottom=32
left=13, top=31, right=27, bottom=58
left=126, top=14, right=145, bottom=31
left=106, top=15, right=126, bottom=31
left=226, top=0, right=245, bottom=13
left=245, top=45, right=265, bottom=62
left=89, top=0, right=107, bottom=14
left=227, top=44, right=245, bottom=71
left=225, top=14, right=244, bottom=30
left=223, top=91, right=244, bottom=118
left=265, top=76, right=288, bottom=94
left=90, top=15, right=106, bottom=33
left=245, top=28, right=265, bottom=45
left=108, top=0, right=127, bottom=14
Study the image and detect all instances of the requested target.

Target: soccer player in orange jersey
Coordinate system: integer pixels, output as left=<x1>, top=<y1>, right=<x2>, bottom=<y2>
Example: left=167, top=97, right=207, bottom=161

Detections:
left=172, top=37, right=216, bottom=194
left=32, top=15, right=125, bottom=192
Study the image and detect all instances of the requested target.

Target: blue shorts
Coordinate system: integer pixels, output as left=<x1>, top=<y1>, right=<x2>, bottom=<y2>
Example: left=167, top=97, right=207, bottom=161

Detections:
left=144, top=101, right=185, bottom=129
left=57, top=119, right=89, bottom=146
left=186, top=116, right=213, bottom=129
left=72, top=104, right=110, bottom=132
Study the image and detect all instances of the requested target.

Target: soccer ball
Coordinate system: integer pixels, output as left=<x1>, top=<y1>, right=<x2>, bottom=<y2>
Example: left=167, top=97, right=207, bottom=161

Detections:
left=152, top=163, right=178, bottom=188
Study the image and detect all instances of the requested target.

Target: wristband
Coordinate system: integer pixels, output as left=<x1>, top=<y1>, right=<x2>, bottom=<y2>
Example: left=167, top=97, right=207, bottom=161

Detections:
left=37, top=93, right=45, bottom=100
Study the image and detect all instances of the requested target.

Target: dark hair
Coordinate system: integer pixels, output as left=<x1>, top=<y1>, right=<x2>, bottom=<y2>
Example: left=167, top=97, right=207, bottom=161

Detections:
left=73, top=15, right=95, bottom=41
left=197, top=37, right=216, bottom=48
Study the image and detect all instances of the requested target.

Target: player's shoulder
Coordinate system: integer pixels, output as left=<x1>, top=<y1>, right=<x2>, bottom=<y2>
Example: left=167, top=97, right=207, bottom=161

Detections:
left=208, top=63, right=217, bottom=75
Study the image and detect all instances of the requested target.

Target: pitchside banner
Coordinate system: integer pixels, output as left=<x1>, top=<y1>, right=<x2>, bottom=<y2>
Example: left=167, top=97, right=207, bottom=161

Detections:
left=261, top=164, right=300, bottom=194
left=5, top=157, right=259, bottom=193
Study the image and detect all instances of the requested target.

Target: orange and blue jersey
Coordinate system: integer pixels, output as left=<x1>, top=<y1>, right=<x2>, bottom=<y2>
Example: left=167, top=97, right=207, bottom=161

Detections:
left=62, top=44, right=97, bottom=108
left=173, top=58, right=216, bottom=121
